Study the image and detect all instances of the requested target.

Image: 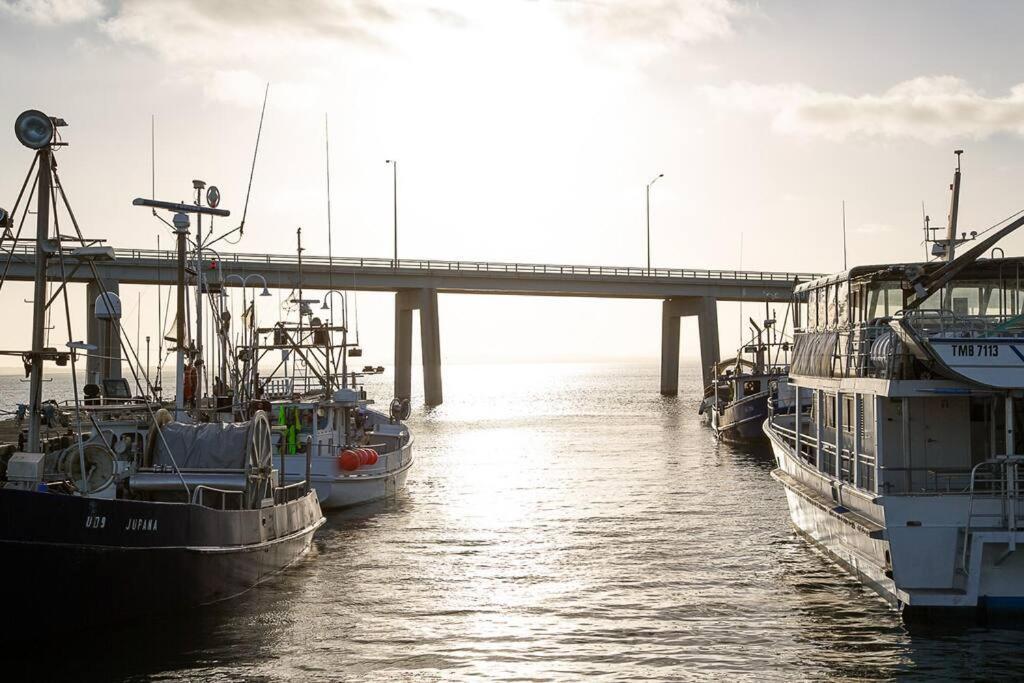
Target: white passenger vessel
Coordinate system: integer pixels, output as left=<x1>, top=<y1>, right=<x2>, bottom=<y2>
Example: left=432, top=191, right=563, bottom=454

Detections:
left=766, top=153, right=1024, bottom=617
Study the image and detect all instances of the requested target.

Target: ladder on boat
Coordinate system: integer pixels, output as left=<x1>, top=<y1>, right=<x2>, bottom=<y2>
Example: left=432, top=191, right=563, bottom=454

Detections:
left=958, top=456, right=1023, bottom=577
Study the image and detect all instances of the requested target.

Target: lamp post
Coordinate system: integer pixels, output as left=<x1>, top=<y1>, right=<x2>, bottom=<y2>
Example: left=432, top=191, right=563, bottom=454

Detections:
left=225, top=273, right=270, bottom=399
left=646, top=173, right=663, bottom=271
left=386, top=159, right=397, bottom=266
left=322, top=289, right=350, bottom=389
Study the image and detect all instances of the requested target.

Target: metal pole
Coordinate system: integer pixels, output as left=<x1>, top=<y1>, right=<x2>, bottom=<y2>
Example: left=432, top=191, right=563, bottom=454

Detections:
left=195, top=204, right=204, bottom=403
left=645, top=173, right=662, bottom=272
left=386, top=160, right=398, bottom=266
left=393, top=161, right=398, bottom=266
left=646, top=184, right=650, bottom=270
left=1007, top=392, right=1016, bottom=457
left=174, top=219, right=188, bottom=419
left=26, top=149, right=51, bottom=453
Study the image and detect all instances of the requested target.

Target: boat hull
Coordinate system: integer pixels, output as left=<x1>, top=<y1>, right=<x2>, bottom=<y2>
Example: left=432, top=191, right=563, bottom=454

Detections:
left=712, top=392, right=769, bottom=443
left=0, top=487, right=324, bottom=631
left=276, top=441, right=413, bottom=510
left=766, top=420, right=1024, bottom=617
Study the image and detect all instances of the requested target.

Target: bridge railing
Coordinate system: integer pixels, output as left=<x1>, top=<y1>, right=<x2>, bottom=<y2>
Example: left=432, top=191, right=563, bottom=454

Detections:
left=2, top=243, right=819, bottom=283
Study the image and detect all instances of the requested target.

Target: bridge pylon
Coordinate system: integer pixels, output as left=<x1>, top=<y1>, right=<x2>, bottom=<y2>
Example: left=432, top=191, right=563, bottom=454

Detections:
left=395, top=288, right=443, bottom=406
left=661, top=296, right=720, bottom=396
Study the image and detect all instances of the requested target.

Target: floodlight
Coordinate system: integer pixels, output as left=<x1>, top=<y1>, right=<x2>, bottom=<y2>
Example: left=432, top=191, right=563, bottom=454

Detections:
left=206, top=185, right=221, bottom=208
left=15, top=110, right=54, bottom=149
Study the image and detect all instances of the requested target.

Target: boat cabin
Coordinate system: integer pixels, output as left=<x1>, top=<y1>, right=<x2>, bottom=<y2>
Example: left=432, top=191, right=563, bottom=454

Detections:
left=780, top=257, right=1024, bottom=497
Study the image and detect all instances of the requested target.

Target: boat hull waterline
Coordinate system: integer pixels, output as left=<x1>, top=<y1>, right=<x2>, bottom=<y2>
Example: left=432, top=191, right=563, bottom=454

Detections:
left=0, top=487, right=324, bottom=627
left=766, top=421, right=1024, bottom=617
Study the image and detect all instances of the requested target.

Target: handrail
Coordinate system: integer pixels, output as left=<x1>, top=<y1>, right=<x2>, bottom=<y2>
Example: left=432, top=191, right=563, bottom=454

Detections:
left=191, top=484, right=244, bottom=510
left=0, top=242, right=820, bottom=284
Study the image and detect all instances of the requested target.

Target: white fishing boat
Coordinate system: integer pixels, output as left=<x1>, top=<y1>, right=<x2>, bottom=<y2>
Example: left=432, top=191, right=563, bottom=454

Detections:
left=766, top=151, right=1024, bottom=618
left=235, top=228, right=413, bottom=511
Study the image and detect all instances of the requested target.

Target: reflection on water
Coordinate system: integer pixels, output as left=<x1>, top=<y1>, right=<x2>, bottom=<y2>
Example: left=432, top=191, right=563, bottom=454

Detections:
left=7, top=363, right=1024, bottom=680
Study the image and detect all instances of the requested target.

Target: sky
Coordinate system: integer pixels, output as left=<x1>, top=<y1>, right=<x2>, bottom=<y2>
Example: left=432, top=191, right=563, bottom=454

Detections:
left=3, top=0, right=1024, bottom=372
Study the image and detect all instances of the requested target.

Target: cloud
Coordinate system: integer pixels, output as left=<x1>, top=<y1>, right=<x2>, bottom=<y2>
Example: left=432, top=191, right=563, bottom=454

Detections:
left=855, top=223, right=894, bottom=235
left=202, top=69, right=325, bottom=111
left=0, top=0, right=105, bottom=25
left=704, top=76, right=1024, bottom=142
left=100, top=0, right=396, bottom=64
left=558, top=0, right=743, bottom=46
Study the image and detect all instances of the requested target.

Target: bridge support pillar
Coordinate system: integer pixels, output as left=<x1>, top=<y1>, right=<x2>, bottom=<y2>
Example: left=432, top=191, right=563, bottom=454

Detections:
left=394, top=288, right=443, bottom=406
left=86, top=278, right=122, bottom=386
left=660, top=296, right=720, bottom=395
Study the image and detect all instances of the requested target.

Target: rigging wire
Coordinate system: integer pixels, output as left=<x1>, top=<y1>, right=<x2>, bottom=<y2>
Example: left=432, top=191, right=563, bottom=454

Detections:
left=51, top=165, right=191, bottom=496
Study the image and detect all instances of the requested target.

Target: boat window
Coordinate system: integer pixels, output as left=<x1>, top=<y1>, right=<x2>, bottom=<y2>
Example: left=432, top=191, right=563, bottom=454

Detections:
left=837, top=281, right=849, bottom=326
left=865, top=281, right=903, bottom=320
left=825, top=285, right=837, bottom=329
left=849, top=286, right=862, bottom=324
left=843, top=396, right=854, bottom=433
left=817, top=286, right=828, bottom=330
left=825, top=394, right=837, bottom=428
left=807, top=290, right=817, bottom=329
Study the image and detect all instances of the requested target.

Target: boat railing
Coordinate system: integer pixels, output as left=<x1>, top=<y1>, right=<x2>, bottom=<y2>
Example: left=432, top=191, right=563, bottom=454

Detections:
left=794, top=323, right=909, bottom=380
left=902, top=309, right=1009, bottom=338
left=191, top=484, right=244, bottom=510
left=275, top=480, right=308, bottom=504
left=769, top=412, right=877, bottom=491
left=8, top=241, right=818, bottom=283
left=959, top=457, right=1024, bottom=575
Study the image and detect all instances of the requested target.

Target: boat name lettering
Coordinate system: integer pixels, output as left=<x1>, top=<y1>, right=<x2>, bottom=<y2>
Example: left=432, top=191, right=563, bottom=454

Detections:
left=951, top=343, right=999, bottom=358
left=85, top=515, right=106, bottom=529
left=125, top=518, right=158, bottom=531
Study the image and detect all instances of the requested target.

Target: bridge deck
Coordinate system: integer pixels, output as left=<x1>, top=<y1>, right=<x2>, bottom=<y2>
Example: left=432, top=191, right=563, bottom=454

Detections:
left=0, top=244, right=819, bottom=301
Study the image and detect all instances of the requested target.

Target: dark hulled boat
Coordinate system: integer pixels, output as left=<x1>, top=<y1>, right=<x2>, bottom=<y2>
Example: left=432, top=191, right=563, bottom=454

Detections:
left=0, top=109, right=324, bottom=632
left=700, top=310, right=794, bottom=442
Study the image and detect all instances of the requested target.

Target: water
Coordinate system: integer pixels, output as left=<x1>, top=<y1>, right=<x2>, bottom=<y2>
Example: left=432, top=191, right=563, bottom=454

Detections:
left=8, top=363, right=1024, bottom=680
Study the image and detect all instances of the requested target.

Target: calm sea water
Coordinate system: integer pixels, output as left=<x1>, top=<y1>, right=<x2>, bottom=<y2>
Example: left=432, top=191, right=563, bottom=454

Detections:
left=8, top=363, right=1024, bottom=681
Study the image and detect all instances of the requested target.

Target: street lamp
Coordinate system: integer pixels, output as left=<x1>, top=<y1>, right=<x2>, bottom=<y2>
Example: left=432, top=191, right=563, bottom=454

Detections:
left=224, top=273, right=270, bottom=399
left=385, top=159, right=397, bottom=266
left=322, top=289, right=353, bottom=389
left=646, top=173, right=663, bottom=271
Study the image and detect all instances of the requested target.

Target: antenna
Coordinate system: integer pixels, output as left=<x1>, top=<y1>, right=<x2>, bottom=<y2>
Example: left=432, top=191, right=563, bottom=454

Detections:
left=151, top=114, right=156, bottom=217
left=737, top=232, right=743, bottom=345
left=206, top=83, right=268, bottom=251
left=841, top=200, right=847, bottom=270
left=946, top=149, right=963, bottom=263
left=238, top=84, right=269, bottom=238
left=325, top=113, right=334, bottom=295
left=921, top=201, right=928, bottom=260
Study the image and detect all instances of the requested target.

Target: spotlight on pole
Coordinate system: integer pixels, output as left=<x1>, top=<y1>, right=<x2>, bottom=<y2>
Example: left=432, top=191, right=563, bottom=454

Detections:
left=0, top=207, right=9, bottom=229
left=14, top=110, right=56, bottom=149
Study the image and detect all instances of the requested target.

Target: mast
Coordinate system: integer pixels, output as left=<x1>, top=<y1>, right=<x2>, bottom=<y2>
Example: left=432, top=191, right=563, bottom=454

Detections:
left=296, top=227, right=303, bottom=381
left=946, top=149, right=963, bottom=263
left=26, top=147, right=52, bottom=453
left=173, top=213, right=189, bottom=418
left=193, top=180, right=205, bottom=404
left=324, top=115, right=334, bottom=390
left=131, top=195, right=230, bottom=416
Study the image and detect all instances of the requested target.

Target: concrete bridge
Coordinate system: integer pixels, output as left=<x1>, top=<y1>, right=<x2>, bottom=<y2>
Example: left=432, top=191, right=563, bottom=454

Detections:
left=0, top=244, right=818, bottom=405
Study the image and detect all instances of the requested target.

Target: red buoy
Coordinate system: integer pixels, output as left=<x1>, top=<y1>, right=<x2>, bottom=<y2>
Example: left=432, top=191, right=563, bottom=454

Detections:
left=338, top=450, right=360, bottom=472
left=366, top=449, right=379, bottom=465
